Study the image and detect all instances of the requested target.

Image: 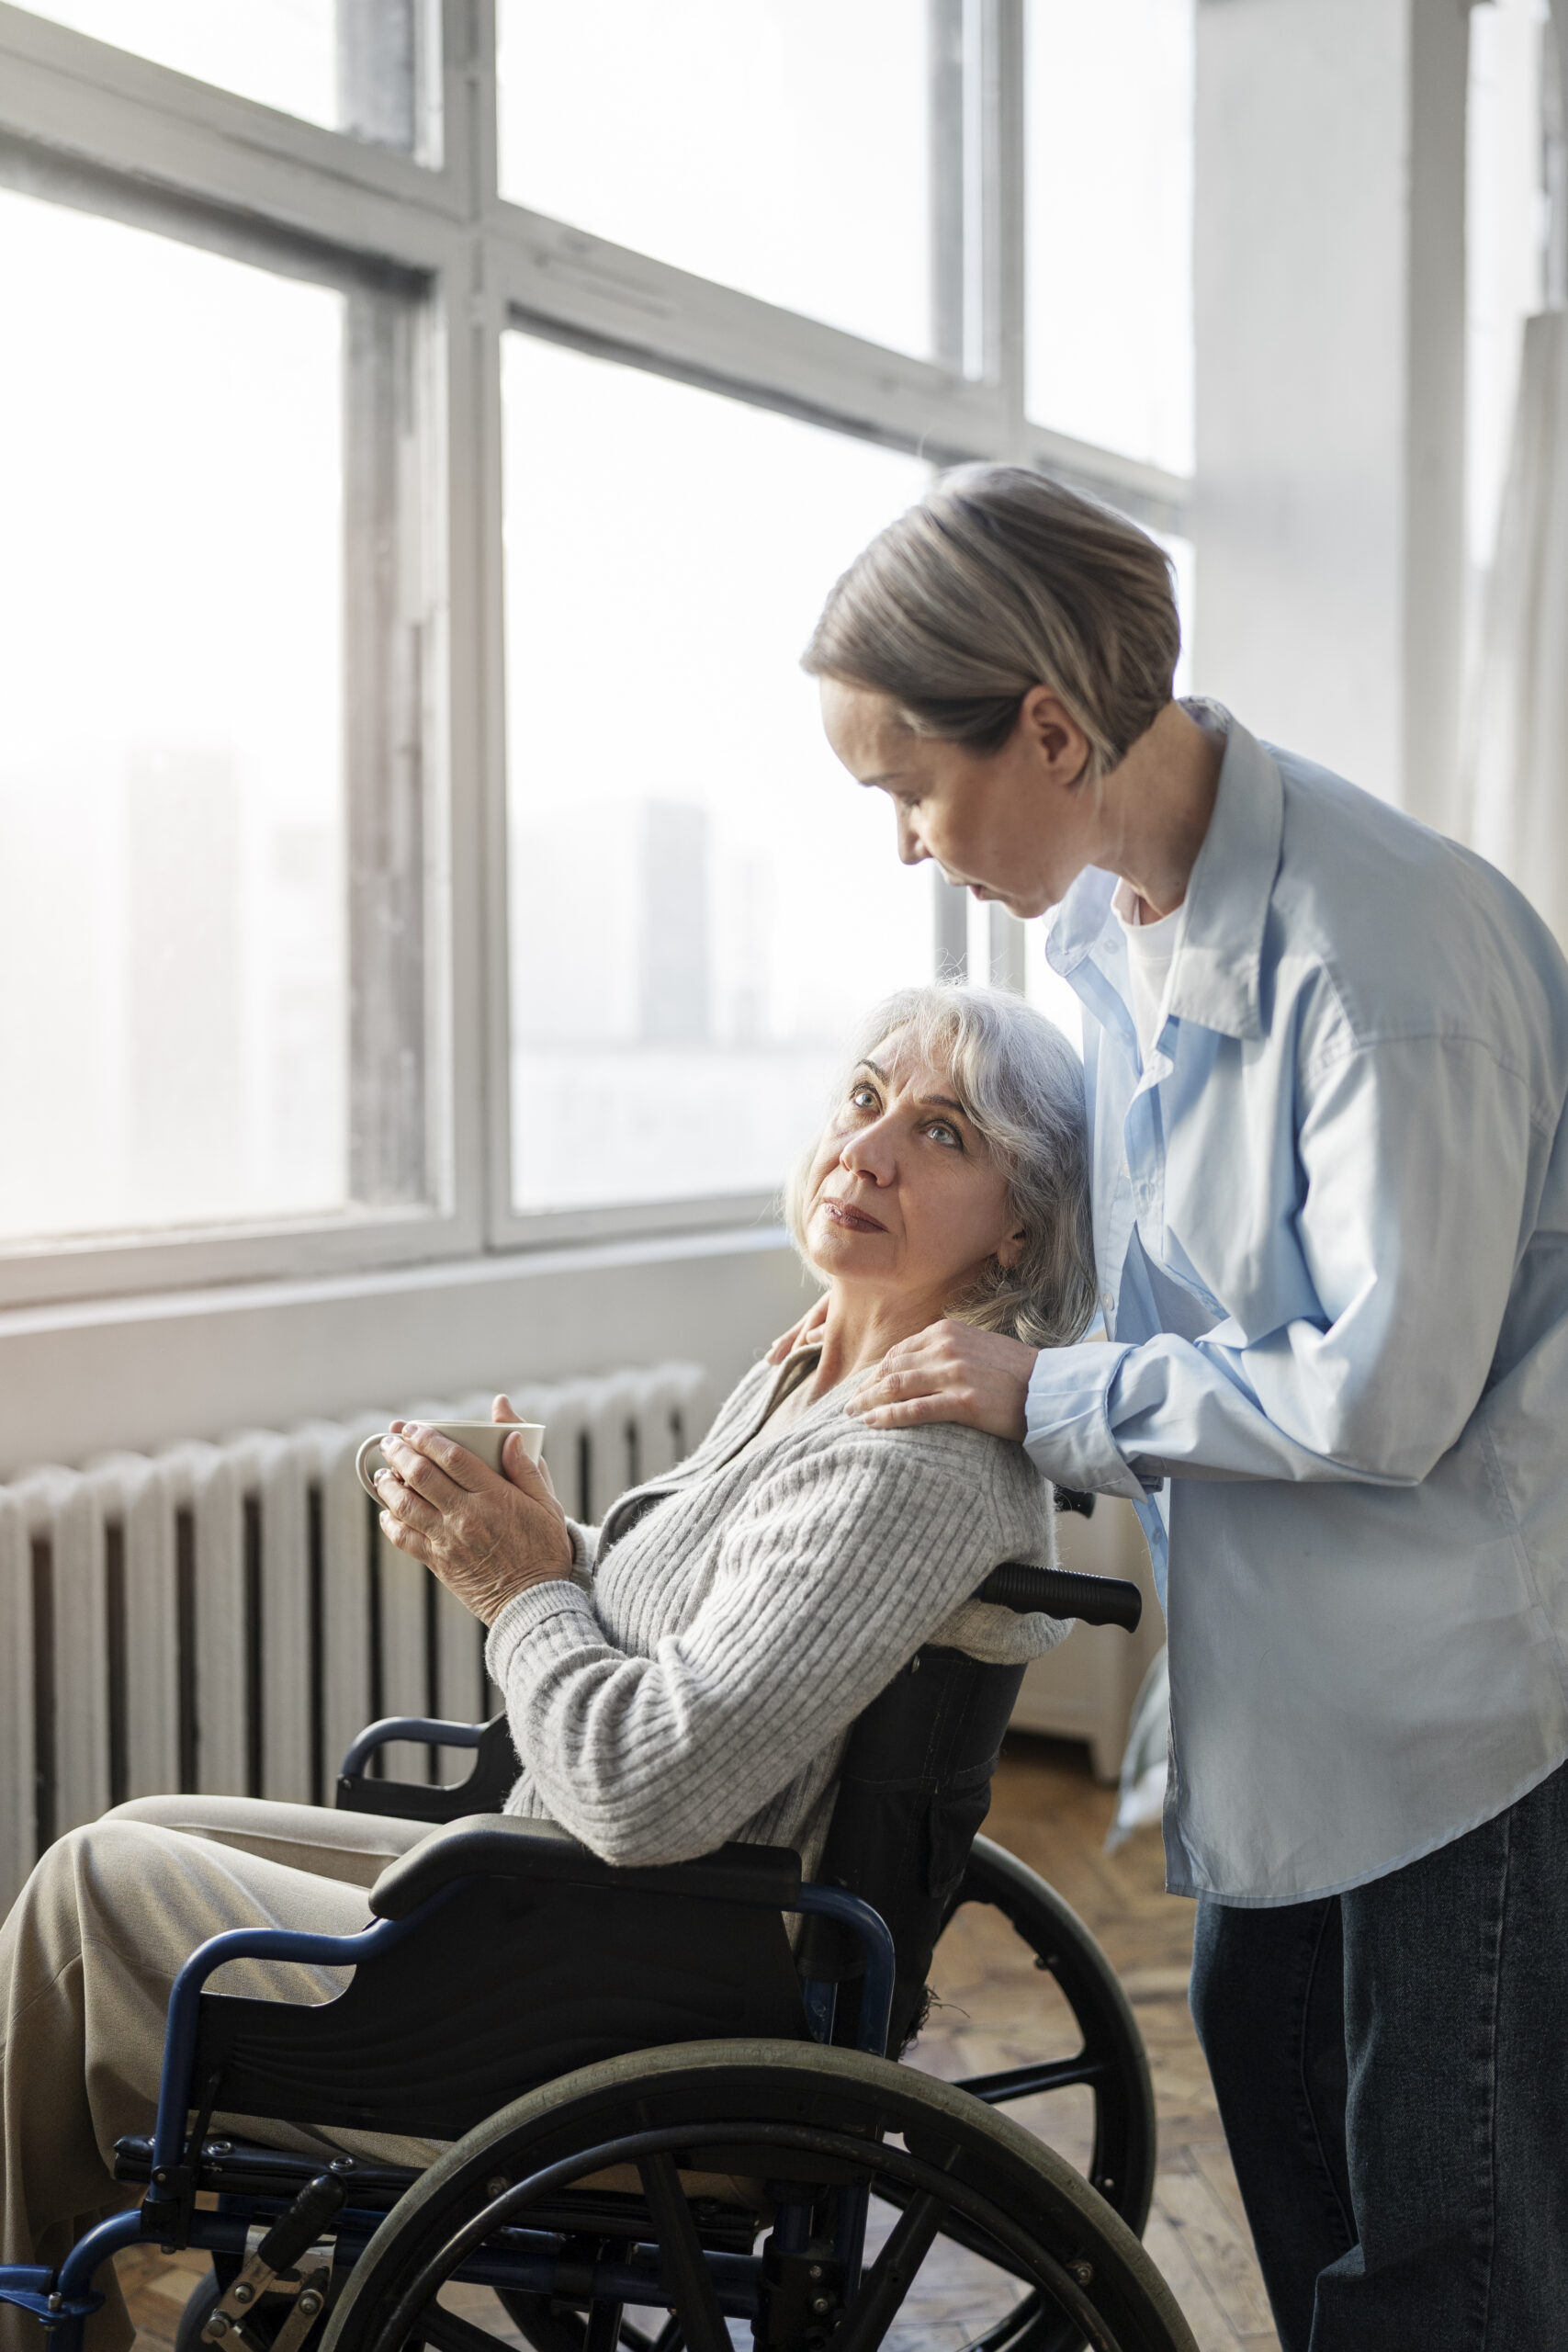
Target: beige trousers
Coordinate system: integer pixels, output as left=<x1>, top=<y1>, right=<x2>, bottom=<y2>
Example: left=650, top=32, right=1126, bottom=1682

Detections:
left=0, top=1794, right=438, bottom=2352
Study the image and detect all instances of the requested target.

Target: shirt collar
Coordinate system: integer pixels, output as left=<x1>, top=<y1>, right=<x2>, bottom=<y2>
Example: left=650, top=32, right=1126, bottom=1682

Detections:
left=1045, top=705, right=1284, bottom=1044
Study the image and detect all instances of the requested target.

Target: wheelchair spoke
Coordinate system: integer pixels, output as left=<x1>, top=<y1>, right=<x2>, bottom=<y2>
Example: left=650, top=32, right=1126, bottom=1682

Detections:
left=415, top=2301, right=519, bottom=2352
left=954, top=2057, right=1107, bottom=2105
left=828, top=2189, right=949, bottom=2352
left=634, top=2156, right=729, bottom=2352
left=581, top=2300, right=623, bottom=2352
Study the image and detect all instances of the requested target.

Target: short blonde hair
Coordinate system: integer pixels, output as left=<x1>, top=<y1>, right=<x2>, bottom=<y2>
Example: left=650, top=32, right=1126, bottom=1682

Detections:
left=784, top=984, right=1097, bottom=1351
left=803, top=461, right=1179, bottom=776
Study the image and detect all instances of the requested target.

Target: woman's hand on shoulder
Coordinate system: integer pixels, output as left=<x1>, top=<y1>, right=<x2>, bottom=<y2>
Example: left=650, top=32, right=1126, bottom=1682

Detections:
left=844, top=1319, right=1038, bottom=1442
left=373, top=1395, right=574, bottom=1624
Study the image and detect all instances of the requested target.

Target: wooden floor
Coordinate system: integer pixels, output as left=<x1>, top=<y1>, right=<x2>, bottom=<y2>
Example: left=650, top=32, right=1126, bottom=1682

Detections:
left=118, top=1736, right=1276, bottom=2352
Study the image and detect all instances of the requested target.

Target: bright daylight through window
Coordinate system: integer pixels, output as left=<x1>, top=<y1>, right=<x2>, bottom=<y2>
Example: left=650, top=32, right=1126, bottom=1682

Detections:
left=0, top=194, right=349, bottom=1245
left=503, top=339, right=931, bottom=1213
left=497, top=0, right=932, bottom=359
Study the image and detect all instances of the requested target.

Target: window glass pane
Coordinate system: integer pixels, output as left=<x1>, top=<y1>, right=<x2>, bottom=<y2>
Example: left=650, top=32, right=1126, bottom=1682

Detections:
left=0, top=194, right=350, bottom=1243
left=1024, top=0, right=1194, bottom=476
left=497, top=0, right=931, bottom=358
left=16, top=1, right=435, bottom=154
left=503, top=337, right=931, bottom=1215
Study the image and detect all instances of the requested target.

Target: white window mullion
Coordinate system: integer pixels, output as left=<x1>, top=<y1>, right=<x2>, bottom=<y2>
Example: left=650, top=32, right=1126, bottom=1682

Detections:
left=451, top=0, right=496, bottom=221
left=0, top=5, right=468, bottom=258
left=472, top=233, right=519, bottom=1253
left=985, top=0, right=1028, bottom=446
left=931, top=0, right=968, bottom=379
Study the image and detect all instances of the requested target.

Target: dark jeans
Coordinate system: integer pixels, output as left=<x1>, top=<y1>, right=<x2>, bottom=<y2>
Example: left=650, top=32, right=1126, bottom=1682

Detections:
left=1189, top=1756, right=1568, bottom=2351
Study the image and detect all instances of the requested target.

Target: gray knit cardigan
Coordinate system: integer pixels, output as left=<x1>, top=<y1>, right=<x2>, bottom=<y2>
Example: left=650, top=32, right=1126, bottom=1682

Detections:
left=484, top=1356, right=1066, bottom=1872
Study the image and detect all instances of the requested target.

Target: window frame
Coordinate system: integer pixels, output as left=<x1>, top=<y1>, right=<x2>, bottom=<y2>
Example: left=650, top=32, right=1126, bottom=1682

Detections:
left=0, top=0, right=1191, bottom=1303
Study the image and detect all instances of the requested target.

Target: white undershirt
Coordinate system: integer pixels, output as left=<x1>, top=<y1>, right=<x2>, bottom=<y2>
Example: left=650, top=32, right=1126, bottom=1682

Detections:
left=1108, top=696, right=1223, bottom=1063
left=1111, top=880, right=1185, bottom=1065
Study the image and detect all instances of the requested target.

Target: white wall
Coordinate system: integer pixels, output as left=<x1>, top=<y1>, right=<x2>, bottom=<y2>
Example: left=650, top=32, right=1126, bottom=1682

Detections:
left=1193, top=0, right=1470, bottom=825
left=0, top=1228, right=815, bottom=1476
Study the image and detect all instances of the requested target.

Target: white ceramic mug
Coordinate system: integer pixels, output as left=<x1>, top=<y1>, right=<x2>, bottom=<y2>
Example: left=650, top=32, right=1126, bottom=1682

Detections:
left=356, top=1419, right=546, bottom=1500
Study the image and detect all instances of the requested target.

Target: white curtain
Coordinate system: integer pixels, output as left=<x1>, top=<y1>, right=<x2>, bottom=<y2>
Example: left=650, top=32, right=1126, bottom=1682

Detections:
left=1465, top=308, right=1568, bottom=940
left=1465, top=0, right=1568, bottom=937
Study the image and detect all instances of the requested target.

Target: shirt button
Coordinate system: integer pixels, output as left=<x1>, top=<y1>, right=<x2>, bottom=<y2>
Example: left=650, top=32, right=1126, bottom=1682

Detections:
left=1101, top=1289, right=1115, bottom=1316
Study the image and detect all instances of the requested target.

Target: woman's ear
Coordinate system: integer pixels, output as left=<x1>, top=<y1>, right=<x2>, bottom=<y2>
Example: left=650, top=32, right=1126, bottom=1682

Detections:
left=996, top=1225, right=1029, bottom=1272
left=1019, top=685, right=1091, bottom=789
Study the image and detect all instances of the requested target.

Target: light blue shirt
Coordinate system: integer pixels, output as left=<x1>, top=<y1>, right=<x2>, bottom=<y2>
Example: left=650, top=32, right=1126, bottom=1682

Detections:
left=1023, top=708, right=1568, bottom=1905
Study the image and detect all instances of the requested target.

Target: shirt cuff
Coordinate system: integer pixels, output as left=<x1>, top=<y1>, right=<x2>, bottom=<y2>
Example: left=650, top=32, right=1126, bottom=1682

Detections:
left=484, top=1577, right=599, bottom=1687
left=1024, top=1340, right=1147, bottom=1501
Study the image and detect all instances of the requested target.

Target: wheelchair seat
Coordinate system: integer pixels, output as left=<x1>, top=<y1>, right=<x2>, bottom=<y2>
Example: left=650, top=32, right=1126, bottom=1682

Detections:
left=153, top=1824, right=812, bottom=2143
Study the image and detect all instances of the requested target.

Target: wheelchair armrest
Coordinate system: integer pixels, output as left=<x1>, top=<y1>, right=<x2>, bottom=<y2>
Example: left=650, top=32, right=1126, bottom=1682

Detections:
left=337, top=1713, right=523, bottom=1823
left=368, top=1812, right=804, bottom=1920
left=339, top=1715, right=486, bottom=1779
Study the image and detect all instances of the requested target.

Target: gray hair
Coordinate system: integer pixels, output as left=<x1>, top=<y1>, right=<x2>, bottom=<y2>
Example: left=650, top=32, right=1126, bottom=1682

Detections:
left=802, top=461, right=1179, bottom=777
left=785, top=983, right=1098, bottom=1351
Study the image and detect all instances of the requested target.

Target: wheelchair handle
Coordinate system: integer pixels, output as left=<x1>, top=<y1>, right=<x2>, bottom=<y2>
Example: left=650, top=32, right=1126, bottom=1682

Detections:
left=252, top=2171, right=346, bottom=2275
left=976, top=1561, right=1143, bottom=1631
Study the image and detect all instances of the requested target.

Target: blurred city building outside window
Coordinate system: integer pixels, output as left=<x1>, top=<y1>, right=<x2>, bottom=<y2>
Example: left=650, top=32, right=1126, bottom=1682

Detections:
left=0, top=194, right=350, bottom=1243
left=502, top=337, right=931, bottom=1212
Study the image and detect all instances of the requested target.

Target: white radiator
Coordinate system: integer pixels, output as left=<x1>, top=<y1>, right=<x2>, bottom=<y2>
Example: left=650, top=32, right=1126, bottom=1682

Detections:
left=0, top=1363, right=712, bottom=1914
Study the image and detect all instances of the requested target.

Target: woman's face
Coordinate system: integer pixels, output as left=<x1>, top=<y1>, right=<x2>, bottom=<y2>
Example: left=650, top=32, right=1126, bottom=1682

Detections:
left=819, top=676, right=1095, bottom=921
left=799, top=1031, right=1026, bottom=1320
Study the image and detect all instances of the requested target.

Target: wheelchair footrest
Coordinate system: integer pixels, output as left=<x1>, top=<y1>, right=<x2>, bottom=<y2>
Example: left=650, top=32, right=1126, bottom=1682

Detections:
left=0, top=2269, right=106, bottom=2329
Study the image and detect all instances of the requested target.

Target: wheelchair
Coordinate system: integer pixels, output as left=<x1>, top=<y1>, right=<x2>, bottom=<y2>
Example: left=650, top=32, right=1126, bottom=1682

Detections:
left=0, top=1549, right=1193, bottom=2352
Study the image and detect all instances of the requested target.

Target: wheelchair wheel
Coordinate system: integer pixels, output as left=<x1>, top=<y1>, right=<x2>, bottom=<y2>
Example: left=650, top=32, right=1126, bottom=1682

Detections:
left=489, top=1844, right=1157, bottom=2352
left=321, top=2041, right=1196, bottom=2352
left=174, top=2270, right=223, bottom=2352
left=924, top=1836, right=1158, bottom=2239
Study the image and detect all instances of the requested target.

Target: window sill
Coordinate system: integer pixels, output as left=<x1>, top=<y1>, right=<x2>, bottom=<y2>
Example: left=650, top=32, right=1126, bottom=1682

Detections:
left=0, top=1225, right=807, bottom=1477
left=0, top=1221, right=792, bottom=1342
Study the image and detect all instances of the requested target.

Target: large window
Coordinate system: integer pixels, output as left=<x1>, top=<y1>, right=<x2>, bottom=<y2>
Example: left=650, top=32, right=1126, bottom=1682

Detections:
left=0, top=0, right=1193, bottom=1298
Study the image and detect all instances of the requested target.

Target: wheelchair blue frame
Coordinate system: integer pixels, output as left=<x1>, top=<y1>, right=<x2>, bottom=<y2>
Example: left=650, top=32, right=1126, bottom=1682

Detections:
left=0, top=1814, right=896, bottom=2350
left=0, top=1552, right=1150, bottom=2352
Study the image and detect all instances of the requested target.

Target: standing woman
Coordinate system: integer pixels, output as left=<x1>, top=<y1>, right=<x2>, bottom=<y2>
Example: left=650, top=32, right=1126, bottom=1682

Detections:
left=797, top=463, right=1568, bottom=2351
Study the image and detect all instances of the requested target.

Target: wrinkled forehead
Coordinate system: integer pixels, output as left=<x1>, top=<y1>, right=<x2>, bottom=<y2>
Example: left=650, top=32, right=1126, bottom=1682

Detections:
left=854, top=1025, right=970, bottom=1115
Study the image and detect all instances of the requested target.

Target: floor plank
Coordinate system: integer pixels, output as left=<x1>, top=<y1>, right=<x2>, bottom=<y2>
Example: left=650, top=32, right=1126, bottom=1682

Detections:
left=121, top=1735, right=1278, bottom=2352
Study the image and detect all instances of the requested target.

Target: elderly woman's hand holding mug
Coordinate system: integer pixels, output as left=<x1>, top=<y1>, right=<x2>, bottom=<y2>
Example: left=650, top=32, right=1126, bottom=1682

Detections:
left=374, top=1395, right=573, bottom=1623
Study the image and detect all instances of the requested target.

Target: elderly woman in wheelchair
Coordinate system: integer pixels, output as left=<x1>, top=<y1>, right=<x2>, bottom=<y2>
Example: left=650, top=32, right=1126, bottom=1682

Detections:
left=0, top=984, right=1191, bottom=2352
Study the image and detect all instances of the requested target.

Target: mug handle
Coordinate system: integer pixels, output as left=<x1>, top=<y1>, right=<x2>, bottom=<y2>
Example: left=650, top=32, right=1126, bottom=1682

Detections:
left=355, top=1432, right=392, bottom=1500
